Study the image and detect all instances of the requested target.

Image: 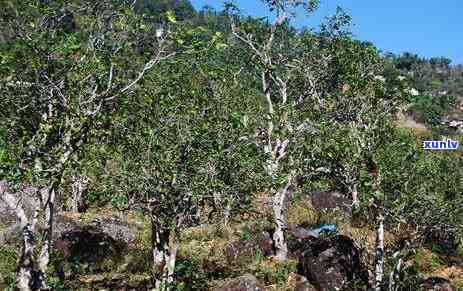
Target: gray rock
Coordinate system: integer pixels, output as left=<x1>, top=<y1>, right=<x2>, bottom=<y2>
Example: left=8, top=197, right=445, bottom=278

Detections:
left=290, top=224, right=338, bottom=241
left=0, top=181, right=42, bottom=244
left=214, top=274, right=266, bottom=291
left=424, top=225, right=459, bottom=254
left=286, top=273, right=317, bottom=291
left=0, top=181, right=41, bottom=227
left=295, top=282, right=318, bottom=291
left=421, top=277, right=456, bottom=291
left=298, top=235, right=368, bottom=291
left=226, top=231, right=274, bottom=260
left=88, top=215, right=137, bottom=247
left=309, top=190, right=352, bottom=215
left=53, top=213, right=138, bottom=265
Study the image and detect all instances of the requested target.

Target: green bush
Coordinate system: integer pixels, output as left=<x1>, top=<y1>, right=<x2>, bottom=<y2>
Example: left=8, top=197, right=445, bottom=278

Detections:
left=409, top=94, right=456, bottom=125
left=0, top=246, right=17, bottom=288
left=255, top=260, right=298, bottom=287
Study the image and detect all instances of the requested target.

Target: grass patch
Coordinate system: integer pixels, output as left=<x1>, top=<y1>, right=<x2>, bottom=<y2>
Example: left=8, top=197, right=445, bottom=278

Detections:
left=254, top=259, right=298, bottom=288
left=0, top=245, right=17, bottom=288
left=414, top=248, right=445, bottom=273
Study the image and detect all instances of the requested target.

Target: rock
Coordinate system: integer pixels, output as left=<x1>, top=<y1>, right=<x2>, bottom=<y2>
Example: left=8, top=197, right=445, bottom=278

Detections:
left=0, top=181, right=41, bottom=226
left=289, top=224, right=338, bottom=241
left=226, top=231, right=274, bottom=260
left=286, top=273, right=317, bottom=291
left=53, top=214, right=138, bottom=257
left=294, top=282, right=318, bottom=291
left=54, top=227, right=127, bottom=263
left=298, top=235, right=368, bottom=291
left=309, top=190, right=351, bottom=215
left=256, top=231, right=274, bottom=257
left=424, top=225, right=459, bottom=254
left=54, top=211, right=138, bottom=245
left=449, top=120, right=463, bottom=128
left=214, top=274, right=265, bottom=291
left=227, top=239, right=259, bottom=261
left=290, top=226, right=319, bottom=241
left=0, top=181, right=42, bottom=244
left=51, top=212, right=139, bottom=278
left=88, top=215, right=137, bottom=247
left=421, top=277, right=456, bottom=291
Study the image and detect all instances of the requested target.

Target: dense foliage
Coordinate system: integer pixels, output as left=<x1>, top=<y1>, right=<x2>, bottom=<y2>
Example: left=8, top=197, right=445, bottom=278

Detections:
left=0, top=0, right=462, bottom=290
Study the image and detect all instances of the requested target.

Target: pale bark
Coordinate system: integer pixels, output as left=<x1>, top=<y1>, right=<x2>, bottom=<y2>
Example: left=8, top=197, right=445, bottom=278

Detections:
left=374, top=214, right=385, bottom=291
left=151, top=217, right=177, bottom=290
left=272, top=180, right=291, bottom=261
left=36, top=185, right=56, bottom=290
left=166, top=243, right=178, bottom=286
left=69, top=176, right=88, bottom=212
left=230, top=6, right=296, bottom=263
left=351, top=184, right=359, bottom=210
left=0, top=182, right=41, bottom=290
left=17, top=223, right=37, bottom=291
left=388, top=250, right=403, bottom=291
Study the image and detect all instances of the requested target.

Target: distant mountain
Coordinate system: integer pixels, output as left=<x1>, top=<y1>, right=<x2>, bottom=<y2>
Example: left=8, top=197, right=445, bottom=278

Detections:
left=386, top=52, right=463, bottom=101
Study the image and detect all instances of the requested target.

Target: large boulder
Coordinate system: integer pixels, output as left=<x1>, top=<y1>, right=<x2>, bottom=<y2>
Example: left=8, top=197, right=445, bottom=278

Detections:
left=297, top=235, right=369, bottom=291
left=0, top=181, right=41, bottom=244
left=51, top=212, right=140, bottom=279
left=288, top=224, right=339, bottom=260
left=214, top=274, right=266, bottom=291
left=53, top=213, right=138, bottom=261
left=423, top=226, right=459, bottom=254
left=56, top=228, right=126, bottom=259
left=290, top=224, right=338, bottom=241
left=421, top=277, right=456, bottom=291
left=309, top=190, right=351, bottom=215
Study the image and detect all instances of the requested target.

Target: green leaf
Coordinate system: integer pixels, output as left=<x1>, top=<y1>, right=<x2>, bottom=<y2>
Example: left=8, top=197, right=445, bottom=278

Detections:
left=166, top=10, right=177, bottom=23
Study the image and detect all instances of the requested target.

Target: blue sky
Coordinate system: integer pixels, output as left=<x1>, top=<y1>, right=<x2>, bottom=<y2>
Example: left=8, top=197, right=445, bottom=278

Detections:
left=190, top=0, right=463, bottom=65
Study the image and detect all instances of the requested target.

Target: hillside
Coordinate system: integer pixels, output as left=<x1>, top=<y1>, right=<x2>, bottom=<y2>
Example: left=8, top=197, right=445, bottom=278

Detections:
left=0, top=1, right=462, bottom=290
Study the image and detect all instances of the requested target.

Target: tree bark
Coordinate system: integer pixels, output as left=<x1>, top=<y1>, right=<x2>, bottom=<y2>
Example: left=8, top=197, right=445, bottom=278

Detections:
left=351, top=184, right=359, bottom=210
left=272, top=180, right=291, bottom=261
left=36, top=185, right=56, bottom=290
left=151, top=216, right=177, bottom=290
left=374, top=214, right=385, bottom=291
left=70, top=176, right=87, bottom=213
left=388, top=250, right=403, bottom=291
left=166, top=243, right=178, bottom=286
left=16, top=223, right=37, bottom=291
left=1, top=182, right=45, bottom=290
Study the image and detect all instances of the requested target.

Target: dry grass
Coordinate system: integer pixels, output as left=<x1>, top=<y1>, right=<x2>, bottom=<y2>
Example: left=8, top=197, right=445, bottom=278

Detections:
left=431, top=266, right=463, bottom=289
left=395, top=111, right=429, bottom=136
left=286, top=200, right=318, bottom=227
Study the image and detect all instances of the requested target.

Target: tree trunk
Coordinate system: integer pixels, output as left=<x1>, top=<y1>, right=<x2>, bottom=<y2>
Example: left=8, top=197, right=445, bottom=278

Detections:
left=35, top=185, right=55, bottom=290
left=351, top=184, right=359, bottom=210
left=151, top=216, right=177, bottom=290
left=374, top=214, right=385, bottom=291
left=166, top=243, right=178, bottom=286
left=388, top=250, right=403, bottom=291
left=16, top=223, right=37, bottom=291
left=272, top=182, right=290, bottom=261
left=70, top=176, right=87, bottom=213
left=1, top=182, right=50, bottom=290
